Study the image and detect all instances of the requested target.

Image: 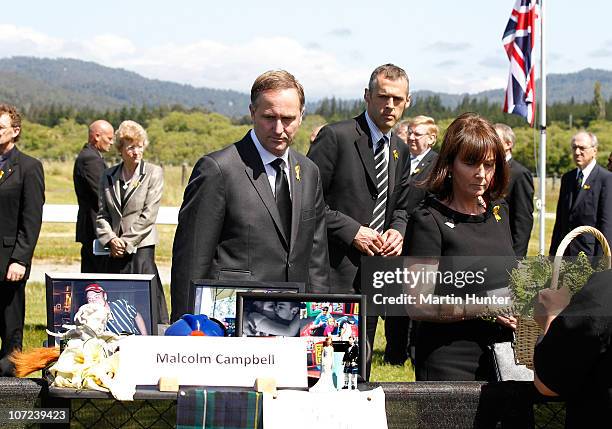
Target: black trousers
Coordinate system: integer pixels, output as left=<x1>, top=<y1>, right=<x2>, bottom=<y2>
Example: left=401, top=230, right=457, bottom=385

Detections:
left=383, top=316, right=413, bottom=365
left=80, top=243, right=106, bottom=274
left=0, top=280, right=25, bottom=376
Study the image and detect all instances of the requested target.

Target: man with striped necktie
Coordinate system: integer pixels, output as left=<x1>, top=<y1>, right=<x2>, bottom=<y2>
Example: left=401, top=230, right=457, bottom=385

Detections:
left=307, top=64, right=412, bottom=378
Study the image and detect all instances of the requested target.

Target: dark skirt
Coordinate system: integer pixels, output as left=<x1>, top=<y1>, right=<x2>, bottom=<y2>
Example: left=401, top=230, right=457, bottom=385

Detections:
left=104, top=245, right=169, bottom=327
left=415, top=319, right=513, bottom=381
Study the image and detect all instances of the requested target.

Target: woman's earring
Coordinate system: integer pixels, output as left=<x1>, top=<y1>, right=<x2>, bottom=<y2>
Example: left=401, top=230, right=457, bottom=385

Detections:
left=448, top=172, right=453, bottom=179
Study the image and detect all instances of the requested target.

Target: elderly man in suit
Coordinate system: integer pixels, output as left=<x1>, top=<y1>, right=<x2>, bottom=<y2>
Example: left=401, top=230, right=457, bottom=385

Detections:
left=74, top=120, right=114, bottom=273
left=495, top=123, right=534, bottom=257
left=170, top=70, right=330, bottom=321
left=385, top=115, right=439, bottom=365
left=0, top=104, right=45, bottom=375
left=550, top=131, right=612, bottom=256
left=307, top=64, right=412, bottom=375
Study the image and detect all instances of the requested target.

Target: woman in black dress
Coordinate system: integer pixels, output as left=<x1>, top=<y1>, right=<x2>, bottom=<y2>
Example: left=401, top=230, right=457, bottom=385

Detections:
left=403, top=112, right=517, bottom=381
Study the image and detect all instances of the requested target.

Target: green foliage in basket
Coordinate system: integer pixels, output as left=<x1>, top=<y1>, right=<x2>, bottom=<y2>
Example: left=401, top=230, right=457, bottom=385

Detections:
left=508, top=253, right=607, bottom=317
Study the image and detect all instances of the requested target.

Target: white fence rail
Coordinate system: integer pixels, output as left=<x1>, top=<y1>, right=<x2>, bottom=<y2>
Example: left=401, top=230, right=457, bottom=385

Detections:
left=43, top=204, right=180, bottom=225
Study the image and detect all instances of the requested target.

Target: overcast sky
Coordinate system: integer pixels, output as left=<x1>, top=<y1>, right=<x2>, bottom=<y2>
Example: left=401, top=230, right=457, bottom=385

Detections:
left=2, top=0, right=611, bottom=100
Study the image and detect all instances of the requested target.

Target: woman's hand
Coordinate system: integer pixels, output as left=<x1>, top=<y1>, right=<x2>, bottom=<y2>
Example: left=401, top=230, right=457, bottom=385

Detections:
left=534, top=286, right=571, bottom=332
left=109, top=238, right=127, bottom=258
left=495, top=315, right=517, bottom=330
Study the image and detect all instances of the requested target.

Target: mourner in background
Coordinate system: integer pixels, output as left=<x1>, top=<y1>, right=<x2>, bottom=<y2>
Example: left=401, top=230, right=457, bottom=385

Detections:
left=0, top=104, right=45, bottom=376
left=74, top=120, right=114, bottom=273
left=170, top=70, right=330, bottom=322
left=494, top=123, right=534, bottom=257
left=550, top=131, right=612, bottom=256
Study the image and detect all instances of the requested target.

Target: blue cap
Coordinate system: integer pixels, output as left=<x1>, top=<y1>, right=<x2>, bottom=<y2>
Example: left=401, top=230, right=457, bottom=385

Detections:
left=165, top=314, right=226, bottom=337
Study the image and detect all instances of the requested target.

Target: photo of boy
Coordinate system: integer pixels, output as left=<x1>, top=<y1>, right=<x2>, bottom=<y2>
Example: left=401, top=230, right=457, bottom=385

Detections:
left=243, top=300, right=301, bottom=336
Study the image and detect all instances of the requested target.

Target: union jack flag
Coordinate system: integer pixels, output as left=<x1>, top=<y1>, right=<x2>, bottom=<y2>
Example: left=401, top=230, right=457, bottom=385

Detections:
left=502, top=0, right=538, bottom=126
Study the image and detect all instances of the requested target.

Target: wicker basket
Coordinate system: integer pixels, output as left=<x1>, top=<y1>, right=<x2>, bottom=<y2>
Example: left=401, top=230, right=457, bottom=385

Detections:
left=514, top=226, right=611, bottom=369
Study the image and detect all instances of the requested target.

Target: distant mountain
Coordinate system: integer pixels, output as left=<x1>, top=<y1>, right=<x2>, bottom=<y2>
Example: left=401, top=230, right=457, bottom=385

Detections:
left=0, top=57, right=250, bottom=117
left=0, top=57, right=610, bottom=116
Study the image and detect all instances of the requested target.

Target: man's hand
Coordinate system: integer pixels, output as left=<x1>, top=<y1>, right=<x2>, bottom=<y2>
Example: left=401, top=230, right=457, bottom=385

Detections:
left=352, top=226, right=384, bottom=256
left=5, top=262, right=26, bottom=282
left=495, top=315, right=517, bottom=330
left=379, top=228, right=403, bottom=256
left=109, top=238, right=126, bottom=258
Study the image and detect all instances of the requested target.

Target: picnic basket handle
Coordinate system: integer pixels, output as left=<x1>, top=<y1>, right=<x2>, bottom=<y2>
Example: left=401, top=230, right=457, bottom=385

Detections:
left=551, top=226, right=612, bottom=290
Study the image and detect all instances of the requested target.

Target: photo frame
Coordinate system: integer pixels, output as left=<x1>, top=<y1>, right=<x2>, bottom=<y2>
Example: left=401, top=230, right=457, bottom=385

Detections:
left=236, top=292, right=366, bottom=381
left=46, top=273, right=156, bottom=346
left=189, top=279, right=305, bottom=336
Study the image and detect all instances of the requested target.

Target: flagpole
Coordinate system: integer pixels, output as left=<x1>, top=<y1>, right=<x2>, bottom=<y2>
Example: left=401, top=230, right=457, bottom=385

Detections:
left=538, top=0, right=547, bottom=255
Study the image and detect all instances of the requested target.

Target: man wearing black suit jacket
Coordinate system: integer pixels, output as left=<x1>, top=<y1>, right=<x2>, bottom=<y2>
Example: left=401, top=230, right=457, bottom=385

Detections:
left=550, top=131, right=612, bottom=256
left=171, top=70, right=330, bottom=321
left=495, top=123, right=534, bottom=257
left=0, top=104, right=44, bottom=375
left=386, top=115, right=439, bottom=365
left=73, top=120, right=114, bottom=273
left=307, top=64, right=412, bottom=376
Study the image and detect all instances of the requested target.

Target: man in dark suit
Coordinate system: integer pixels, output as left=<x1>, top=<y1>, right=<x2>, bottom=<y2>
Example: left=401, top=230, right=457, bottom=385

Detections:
left=170, top=70, right=330, bottom=321
left=495, top=123, right=534, bottom=257
left=0, top=104, right=45, bottom=375
left=73, top=120, right=114, bottom=273
left=386, top=115, right=439, bottom=365
left=307, top=64, right=412, bottom=375
left=550, top=131, right=612, bottom=256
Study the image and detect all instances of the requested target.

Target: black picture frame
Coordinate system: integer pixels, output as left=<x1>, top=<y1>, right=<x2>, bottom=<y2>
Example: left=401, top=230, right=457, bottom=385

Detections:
left=46, top=273, right=156, bottom=346
left=235, top=292, right=366, bottom=381
left=188, top=279, right=305, bottom=337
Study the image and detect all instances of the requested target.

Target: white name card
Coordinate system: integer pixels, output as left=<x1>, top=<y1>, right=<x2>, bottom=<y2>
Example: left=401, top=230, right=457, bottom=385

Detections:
left=118, top=336, right=307, bottom=388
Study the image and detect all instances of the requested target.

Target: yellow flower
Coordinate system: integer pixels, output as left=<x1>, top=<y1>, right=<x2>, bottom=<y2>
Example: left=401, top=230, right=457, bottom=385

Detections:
left=412, top=168, right=421, bottom=175
left=393, top=149, right=399, bottom=160
left=583, top=184, right=591, bottom=190
left=0, top=170, right=3, bottom=180
left=295, top=164, right=301, bottom=181
left=493, top=205, right=501, bottom=222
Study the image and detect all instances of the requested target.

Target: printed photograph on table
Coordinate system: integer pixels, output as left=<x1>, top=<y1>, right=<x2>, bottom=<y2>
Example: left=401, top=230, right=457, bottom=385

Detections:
left=189, top=279, right=305, bottom=336
left=46, top=273, right=155, bottom=346
left=236, top=292, right=366, bottom=381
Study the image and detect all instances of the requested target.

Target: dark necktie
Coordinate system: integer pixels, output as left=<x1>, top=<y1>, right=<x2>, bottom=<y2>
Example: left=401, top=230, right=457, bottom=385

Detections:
left=271, top=158, right=291, bottom=241
left=576, top=170, right=584, bottom=192
left=370, top=137, right=388, bottom=234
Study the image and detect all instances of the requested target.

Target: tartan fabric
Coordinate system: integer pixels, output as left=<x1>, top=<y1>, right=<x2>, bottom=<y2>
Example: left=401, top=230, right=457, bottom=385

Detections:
left=177, top=389, right=263, bottom=429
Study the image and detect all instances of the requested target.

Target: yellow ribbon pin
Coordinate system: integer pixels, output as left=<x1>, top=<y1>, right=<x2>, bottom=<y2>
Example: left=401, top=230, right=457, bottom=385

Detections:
left=583, top=184, right=591, bottom=190
left=295, top=164, right=301, bottom=181
left=393, top=149, right=399, bottom=160
left=492, top=205, right=501, bottom=222
left=412, top=168, right=421, bottom=175
left=0, top=170, right=3, bottom=180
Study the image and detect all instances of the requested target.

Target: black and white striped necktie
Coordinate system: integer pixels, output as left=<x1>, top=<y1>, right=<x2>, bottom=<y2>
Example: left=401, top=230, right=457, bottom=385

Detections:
left=370, top=137, right=388, bottom=234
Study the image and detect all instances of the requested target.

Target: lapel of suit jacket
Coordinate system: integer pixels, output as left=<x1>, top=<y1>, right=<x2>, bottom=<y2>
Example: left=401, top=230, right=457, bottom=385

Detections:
left=239, top=136, right=289, bottom=248
left=288, top=150, right=303, bottom=253
left=0, top=147, right=18, bottom=187
left=573, top=164, right=598, bottom=209
left=106, top=164, right=123, bottom=215
left=122, top=162, right=147, bottom=209
left=354, top=114, right=377, bottom=187
left=410, top=150, right=435, bottom=183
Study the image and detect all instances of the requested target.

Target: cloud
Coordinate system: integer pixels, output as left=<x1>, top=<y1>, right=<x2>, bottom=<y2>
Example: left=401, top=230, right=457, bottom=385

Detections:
left=479, top=56, right=507, bottom=69
left=418, top=75, right=507, bottom=94
left=328, top=28, right=352, bottom=37
left=436, top=60, right=458, bottom=68
left=428, top=41, right=471, bottom=52
left=0, top=25, right=370, bottom=99
left=589, top=47, right=612, bottom=58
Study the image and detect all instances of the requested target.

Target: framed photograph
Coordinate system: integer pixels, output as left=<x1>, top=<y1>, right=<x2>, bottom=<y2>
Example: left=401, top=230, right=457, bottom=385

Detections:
left=188, top=279, right=305, bottom=336
left=46, top=273, right=156, bottom=346
left=236, top=293, right=366, bottom=381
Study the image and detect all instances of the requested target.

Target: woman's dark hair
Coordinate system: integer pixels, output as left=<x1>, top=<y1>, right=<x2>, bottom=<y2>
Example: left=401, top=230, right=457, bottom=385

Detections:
left=427, top=112, right=508, bottom=203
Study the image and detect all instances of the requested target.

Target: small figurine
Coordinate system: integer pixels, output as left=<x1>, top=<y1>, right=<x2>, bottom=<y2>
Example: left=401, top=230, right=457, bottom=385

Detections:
left=342, top=336, right=359, bottom=390
left=310, top=337, right=336, bottom=392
